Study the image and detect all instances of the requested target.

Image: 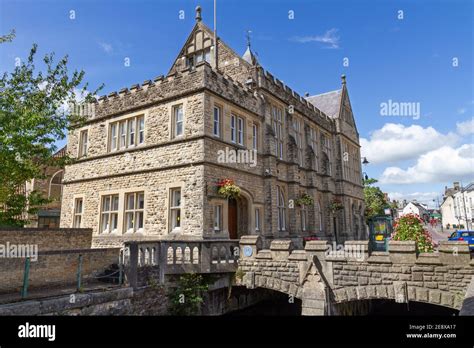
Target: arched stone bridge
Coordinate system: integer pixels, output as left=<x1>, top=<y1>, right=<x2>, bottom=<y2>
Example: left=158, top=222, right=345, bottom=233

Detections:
left=237, top=236, right=474, bottom=315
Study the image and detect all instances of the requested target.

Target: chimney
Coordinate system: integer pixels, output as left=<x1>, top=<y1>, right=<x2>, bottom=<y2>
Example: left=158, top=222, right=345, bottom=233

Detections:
left=454, top=182, right=460, bottom=190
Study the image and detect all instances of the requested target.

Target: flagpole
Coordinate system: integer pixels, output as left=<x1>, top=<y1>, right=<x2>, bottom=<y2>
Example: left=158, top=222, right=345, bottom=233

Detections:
left=214, top=0, right=217, bottom=70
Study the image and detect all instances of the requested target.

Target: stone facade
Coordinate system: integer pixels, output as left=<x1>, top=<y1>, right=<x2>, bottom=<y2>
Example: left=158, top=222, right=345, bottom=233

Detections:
left=61, top=13, right=364, bottom=248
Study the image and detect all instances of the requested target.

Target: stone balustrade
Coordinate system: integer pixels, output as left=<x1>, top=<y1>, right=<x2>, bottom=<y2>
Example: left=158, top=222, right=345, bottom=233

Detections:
left=124, top=239, right=239, bottom=288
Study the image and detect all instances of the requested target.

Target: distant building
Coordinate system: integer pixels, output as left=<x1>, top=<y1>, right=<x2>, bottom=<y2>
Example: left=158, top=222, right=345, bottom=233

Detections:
left=401, top=201, right=429, bottom=221
left=24, top=146, right=66, bottom=228
left=440, top=182, right=474, bottom=229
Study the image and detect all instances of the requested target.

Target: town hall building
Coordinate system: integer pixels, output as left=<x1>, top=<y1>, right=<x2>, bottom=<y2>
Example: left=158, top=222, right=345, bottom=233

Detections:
left=60, top=7, right=365, bottom=248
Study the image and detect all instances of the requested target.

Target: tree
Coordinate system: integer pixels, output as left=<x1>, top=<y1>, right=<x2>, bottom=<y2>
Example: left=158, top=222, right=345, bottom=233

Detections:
left=0, top=31, right=102, bottom=226
left=363, top=178, right=388, bottom=221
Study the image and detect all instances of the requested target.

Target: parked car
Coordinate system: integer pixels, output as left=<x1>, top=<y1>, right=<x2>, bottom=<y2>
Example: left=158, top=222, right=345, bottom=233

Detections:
left=448, top=230, right=474, bottom=251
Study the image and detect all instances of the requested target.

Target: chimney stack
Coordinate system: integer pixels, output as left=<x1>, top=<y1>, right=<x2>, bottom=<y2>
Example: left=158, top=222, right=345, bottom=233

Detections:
left=195, top=5, right=202, bottom=22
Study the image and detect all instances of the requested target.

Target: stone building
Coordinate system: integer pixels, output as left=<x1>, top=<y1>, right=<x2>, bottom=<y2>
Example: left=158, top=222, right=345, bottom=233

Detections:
left=60, top=8, right=364, bottom=248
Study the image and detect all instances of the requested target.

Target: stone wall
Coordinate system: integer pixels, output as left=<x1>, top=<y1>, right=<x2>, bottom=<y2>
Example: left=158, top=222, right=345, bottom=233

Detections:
left=0, top=248, right=120, bottom=294
left=0, top=228, right=93, bottom=251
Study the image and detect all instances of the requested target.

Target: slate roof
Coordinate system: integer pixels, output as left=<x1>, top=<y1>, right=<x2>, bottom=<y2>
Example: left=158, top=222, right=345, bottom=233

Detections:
left=242, top=46, right=258, bottom=65
left=305, top=89, right=342, bottom=118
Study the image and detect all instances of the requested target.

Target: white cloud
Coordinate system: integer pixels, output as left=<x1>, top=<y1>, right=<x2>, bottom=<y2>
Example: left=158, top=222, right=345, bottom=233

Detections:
left=360, top=123, right=458, bottom=164
left=291, top=28, right=340, bottom=49
left=379, top=144, right=474, bottom=184
left=456, top=118, right=474, bottom=135
left=99, top=42, right=113, bottom=54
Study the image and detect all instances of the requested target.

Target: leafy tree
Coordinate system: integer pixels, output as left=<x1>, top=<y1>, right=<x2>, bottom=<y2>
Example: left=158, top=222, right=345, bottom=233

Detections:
left=0, top=31, right=102, bottom=226
left=363, top=178, right=388, bottom=221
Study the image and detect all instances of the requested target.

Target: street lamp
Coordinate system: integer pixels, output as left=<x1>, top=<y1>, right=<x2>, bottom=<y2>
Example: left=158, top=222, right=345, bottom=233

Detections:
left=362, top=157, right=369, bottom=181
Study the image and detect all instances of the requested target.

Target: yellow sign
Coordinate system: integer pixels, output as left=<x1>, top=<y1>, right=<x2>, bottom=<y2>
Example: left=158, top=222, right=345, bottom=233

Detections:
left=375, top=235, right=384, bottom=241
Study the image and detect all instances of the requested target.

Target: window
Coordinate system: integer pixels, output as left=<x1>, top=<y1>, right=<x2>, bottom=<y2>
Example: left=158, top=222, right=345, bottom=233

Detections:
left=109, top=115, right=144, bottom=152
left=213, top=106, right=221, bottom=137
left=255, top=208, right=261, bottom=231
left=110, top=123, right=118, bottom=151
left=170, top=188, right=181, bottom=232
left=79, top=130, right=88, bottom=157
left=214, top=205, right=222, bottom=232
left=204, top=48, right=211, bottom=62
left=237, top=117, right=244, bottom=145
left=230, top=115, right=236, bottom=143
left=119, top=121, right=126, bottom=149
left=252, top=124, right=258, bottom=150
left=125, top=192, right=144, bottom=233
left=321, top=133, right=332, bottom=175
left=317, top=201, right=323, bottom=232
left=310, top=127, right=318, bottom=171
left=173, top=105, right=184, bottom=137
left=272, top=106, right=284, bottom=160
left=293, top=119, right=303, bottom=167
left=100, top=194, right=119, bottom=234
left=138, top=116, right=145, bottom=144
left=73, top=198, right=83, bottom=228
left=301, top=204, right=307, bottom=231
left=49, top=170, right=63, bottom=201
left=277, top=186, right=286, bottom=231
left=38, top=216, right=60, bottom=229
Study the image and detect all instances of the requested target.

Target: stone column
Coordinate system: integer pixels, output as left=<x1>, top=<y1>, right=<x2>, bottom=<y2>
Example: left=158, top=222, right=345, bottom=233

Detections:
left=389, top=240, right=416, bottom=264
left=239, top=235, right=261, bottom=260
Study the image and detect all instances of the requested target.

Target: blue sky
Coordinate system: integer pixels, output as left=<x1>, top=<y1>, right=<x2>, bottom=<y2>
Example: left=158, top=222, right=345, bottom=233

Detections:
left=1, top=0, right=473, bottom=207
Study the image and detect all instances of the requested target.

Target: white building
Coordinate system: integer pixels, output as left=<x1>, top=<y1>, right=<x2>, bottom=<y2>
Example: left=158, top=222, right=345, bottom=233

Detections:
left=401, top=201, right=429, bottom=220
left=440, top=182, right=474, bottom=229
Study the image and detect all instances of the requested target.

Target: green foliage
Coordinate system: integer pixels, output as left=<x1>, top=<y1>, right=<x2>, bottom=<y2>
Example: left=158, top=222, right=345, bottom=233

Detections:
left=392, top=214, right=434, bottom=253
left=363, top=178, right=388, bottom=220
left=0, top=36, right=102, bottom=226
left=168, top=274, right=214, bottom=315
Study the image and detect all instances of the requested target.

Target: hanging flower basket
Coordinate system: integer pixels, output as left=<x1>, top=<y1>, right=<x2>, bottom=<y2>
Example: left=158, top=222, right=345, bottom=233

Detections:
left=329, top=199, right=344, bottom=212
left=295, top=193, right=314, bottom=207
left=217, top=179, right=241, bottom=200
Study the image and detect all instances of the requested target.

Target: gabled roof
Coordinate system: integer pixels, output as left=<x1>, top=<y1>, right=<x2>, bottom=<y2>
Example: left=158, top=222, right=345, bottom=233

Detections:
left=305, top=89, right=342, bottom=118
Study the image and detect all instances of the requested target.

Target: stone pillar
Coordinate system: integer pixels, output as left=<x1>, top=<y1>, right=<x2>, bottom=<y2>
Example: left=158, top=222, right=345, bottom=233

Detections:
left=439, top=241, right=471, bottom=264
left=270, top=240, right=293, bottom=260
left=239, top=235, right=261, bottom=260
left=301, top=265, right=327, bottom=316
left=389, top=240, right=416, bottom=264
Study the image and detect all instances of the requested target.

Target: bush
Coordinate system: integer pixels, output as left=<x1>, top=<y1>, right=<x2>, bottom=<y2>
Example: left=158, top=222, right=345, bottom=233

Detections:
left=391, top=214, right=434, bottom=253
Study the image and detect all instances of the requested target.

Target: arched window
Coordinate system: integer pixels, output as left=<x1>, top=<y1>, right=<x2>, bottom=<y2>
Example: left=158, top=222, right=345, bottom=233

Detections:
left=49, top=170, right=64, bottom=201
left=277, top=186, right=286, bottom=231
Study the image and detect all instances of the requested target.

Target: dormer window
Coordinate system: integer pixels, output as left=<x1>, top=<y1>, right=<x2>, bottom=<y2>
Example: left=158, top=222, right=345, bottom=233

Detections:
left=185, top=47, right=211, bottom=68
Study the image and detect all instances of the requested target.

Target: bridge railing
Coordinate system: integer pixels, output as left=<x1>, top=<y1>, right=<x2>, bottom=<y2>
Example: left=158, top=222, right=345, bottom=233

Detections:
left=123, top=239, right=239, bottom=288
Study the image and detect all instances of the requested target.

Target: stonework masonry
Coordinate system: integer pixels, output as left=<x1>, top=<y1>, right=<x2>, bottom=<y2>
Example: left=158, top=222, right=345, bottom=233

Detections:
left=238, top=236, right=474, bottom=314
left=61, top=18, right=365, bottom=249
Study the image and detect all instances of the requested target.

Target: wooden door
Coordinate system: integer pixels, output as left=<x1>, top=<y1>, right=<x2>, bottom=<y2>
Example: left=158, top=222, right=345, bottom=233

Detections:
left=228, top=199, right=238, bottom=239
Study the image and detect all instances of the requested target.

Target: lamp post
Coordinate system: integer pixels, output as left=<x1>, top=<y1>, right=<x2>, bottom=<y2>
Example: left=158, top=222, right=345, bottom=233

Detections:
left=362, top=157, right=369, bottom=182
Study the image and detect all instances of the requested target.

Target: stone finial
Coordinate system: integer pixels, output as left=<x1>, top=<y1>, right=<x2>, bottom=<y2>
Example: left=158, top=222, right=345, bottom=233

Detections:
left=195, top=6, right=202, bottom=22
left=341, top=74, right=346, bottom=85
